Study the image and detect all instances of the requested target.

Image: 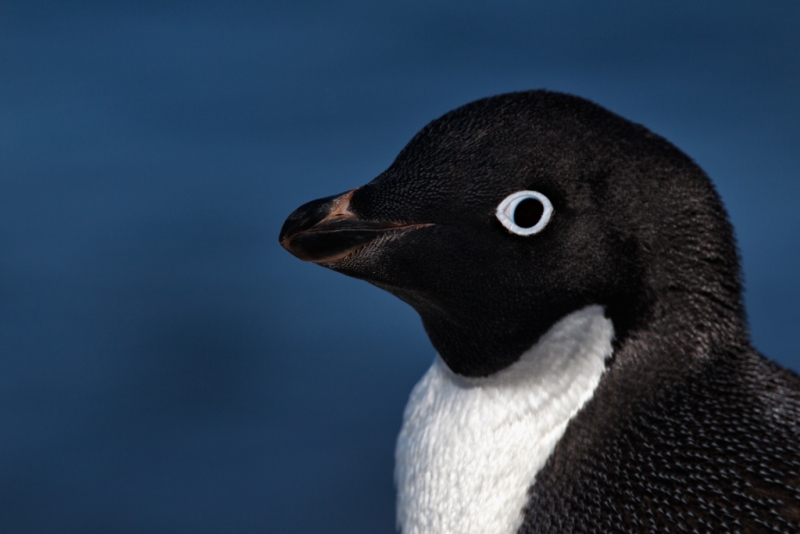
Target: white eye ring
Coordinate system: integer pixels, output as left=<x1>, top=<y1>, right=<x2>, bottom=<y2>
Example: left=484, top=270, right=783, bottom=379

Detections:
left=495, top=190, right=553, bottom=236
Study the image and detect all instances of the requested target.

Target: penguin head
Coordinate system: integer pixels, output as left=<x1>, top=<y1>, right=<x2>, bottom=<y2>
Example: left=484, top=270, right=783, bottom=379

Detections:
left=280, top=91, right=744, bottom=377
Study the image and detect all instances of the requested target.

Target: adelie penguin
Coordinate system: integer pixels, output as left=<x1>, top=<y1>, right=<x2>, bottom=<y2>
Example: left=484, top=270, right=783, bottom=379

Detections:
left=279, top=91, right=800, bottom=533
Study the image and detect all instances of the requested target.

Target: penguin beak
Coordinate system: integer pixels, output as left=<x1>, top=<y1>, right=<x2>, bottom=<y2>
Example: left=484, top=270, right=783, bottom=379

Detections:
left=279, top=189, right=430, bottom=263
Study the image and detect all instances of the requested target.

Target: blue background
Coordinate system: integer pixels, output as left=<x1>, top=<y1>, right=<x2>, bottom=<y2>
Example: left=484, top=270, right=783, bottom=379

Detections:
left=2, top=1, right=799, bottom=532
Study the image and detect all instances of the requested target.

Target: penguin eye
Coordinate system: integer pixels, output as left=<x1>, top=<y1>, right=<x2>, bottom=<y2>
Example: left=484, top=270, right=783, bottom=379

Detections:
left=495, top=191, right=553, bottom=236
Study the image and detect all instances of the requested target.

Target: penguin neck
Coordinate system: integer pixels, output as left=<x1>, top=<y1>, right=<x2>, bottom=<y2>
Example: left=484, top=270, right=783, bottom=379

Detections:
left=609, top=282, right=749, bottom=373
left=395, top=305, right=614, bottom=534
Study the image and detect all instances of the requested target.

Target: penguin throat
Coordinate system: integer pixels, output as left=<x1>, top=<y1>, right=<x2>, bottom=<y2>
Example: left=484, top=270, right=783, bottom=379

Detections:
left=394, top=305, right=613, bottom=534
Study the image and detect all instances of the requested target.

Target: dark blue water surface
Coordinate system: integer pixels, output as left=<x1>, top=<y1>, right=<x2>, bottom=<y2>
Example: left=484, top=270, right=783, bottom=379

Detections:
left=2, top=1, right=799, bottom=532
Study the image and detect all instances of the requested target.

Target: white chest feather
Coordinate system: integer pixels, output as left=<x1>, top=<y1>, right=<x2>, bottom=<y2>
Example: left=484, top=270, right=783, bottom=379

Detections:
left=395, top=305, right=613, bottom=534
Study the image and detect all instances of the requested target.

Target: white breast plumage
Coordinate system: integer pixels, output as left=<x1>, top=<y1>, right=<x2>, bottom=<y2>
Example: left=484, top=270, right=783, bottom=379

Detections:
left=395, top=305, right=614, bottom=534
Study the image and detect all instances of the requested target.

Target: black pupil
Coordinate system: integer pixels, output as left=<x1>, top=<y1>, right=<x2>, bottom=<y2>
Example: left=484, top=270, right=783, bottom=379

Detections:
left=513, top=198, right=544, bottom=228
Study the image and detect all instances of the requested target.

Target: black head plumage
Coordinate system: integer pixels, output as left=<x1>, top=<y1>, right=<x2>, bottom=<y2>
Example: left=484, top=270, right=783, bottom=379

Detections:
left=281, top=90, right=745, bottom=377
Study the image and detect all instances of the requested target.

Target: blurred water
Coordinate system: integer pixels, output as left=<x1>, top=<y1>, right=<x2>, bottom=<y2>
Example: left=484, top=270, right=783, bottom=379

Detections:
left=1, top=1, right=799, bottom=532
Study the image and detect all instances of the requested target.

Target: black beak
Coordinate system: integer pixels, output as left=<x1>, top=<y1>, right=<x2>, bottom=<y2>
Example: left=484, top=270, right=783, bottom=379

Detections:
left=279, top=189, right=429, bottom=263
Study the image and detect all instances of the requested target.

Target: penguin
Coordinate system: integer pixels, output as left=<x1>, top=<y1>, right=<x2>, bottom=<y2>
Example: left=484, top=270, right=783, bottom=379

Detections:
left=279, top=90, right=800, bottom=533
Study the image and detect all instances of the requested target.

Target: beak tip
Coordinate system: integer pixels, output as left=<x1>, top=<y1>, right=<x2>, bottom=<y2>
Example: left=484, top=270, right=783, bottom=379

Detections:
left=279, top=190, right=356, bottom=262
